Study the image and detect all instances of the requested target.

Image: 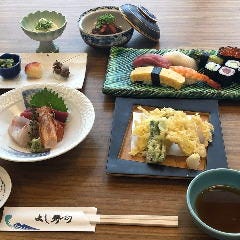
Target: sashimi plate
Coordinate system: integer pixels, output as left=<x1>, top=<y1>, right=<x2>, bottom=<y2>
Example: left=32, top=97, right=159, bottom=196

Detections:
left=0, top=83, right=95, bottom=162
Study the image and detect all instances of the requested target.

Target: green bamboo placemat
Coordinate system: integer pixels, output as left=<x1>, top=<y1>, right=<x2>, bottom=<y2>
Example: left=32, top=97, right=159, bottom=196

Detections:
left=103, top=47, right=240, bottom=100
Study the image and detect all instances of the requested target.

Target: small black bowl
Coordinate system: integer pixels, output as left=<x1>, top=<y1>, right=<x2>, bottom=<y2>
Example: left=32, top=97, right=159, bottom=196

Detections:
left=0, top=53, right=21, bottom=79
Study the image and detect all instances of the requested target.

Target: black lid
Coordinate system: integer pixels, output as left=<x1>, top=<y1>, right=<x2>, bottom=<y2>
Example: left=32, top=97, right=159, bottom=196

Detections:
left=119, top=4, right=160, bottom=42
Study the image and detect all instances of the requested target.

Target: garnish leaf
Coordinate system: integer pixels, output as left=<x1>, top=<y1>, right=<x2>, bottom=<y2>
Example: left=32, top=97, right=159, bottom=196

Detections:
left=96, top=13, right=115, bottom=29
left=29, top=87, right=68, bottom=112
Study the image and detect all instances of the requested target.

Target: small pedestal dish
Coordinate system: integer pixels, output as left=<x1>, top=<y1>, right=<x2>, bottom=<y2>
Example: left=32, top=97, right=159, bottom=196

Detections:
left=0, top=53, right=21, bottom=79
left=20, top=10, right=67, bottom=53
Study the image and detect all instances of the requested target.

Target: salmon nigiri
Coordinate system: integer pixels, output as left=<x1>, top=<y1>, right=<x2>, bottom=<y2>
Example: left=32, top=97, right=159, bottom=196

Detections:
left=170, top=66, right=221, bottom=89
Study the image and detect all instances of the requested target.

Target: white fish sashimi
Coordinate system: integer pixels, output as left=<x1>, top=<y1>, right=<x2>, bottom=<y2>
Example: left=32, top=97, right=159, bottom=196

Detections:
left=8, top=116, right=31, bottom=148
left=163, top=51, right=198, bottom=70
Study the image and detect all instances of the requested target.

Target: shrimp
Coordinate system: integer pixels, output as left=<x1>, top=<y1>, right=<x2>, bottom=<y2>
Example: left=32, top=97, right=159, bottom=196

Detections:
left=170, top=66, right=221, bottom=90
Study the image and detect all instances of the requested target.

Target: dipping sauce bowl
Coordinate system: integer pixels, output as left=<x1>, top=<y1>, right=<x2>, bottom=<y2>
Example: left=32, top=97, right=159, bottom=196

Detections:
left=186, top=168, right=240, bottom=240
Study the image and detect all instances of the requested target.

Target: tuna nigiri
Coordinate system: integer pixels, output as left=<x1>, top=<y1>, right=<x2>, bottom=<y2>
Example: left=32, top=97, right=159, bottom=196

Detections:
left=170, top=66, right=221, bottom=89
left=163, top=51, right=198, bottom=70
left=133, top=54, right=172, bottom=68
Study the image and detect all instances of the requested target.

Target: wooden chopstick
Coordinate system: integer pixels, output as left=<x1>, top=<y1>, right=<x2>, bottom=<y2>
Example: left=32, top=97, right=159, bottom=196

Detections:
left=90, top=215, right=178, bottom=227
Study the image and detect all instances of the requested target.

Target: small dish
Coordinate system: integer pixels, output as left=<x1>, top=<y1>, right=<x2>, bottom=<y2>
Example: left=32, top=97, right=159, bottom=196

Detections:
left=186, top=168, right=240, bottom=240
left=78, top=6, right=134, bottom=48
left=0, top=53, right=21, bottom=79
left=0, top=83, right=95, bottom=162
left=20, top=10, right=67, bottom=53
left=0, top=166, right=12, bottom=208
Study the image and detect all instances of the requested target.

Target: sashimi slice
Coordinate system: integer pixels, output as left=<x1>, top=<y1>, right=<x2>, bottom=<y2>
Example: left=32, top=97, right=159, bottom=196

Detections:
left=8, top=116, right=31, bottom=148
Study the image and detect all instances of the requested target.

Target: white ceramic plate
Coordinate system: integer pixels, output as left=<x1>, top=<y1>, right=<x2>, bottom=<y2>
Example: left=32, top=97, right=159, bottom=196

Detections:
left=0, top=53, right=87, bottom=89
left=0, top=83, right=95, bottom=162
left=0, top=166, right=12, bottom=208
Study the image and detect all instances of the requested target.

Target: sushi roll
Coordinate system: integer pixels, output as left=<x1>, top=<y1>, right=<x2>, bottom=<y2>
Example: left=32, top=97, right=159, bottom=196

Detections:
left=130, top=66, right=185, bottom=90
left=204, top=62, right=221, bottom=79
left=225, top=60, right=240, bottom=70
left=217, top=66, right=236, bottom=87
left=198, top=52, right=210, bottom=69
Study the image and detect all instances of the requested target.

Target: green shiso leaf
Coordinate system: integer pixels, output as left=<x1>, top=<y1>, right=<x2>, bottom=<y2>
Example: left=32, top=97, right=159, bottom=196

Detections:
left=29, top=87, right=68, bottom=112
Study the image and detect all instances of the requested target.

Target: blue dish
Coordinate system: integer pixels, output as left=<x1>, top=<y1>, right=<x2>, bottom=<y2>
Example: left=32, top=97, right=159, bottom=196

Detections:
left=0, top=53, right=21, bottom=79
left=78, top=6, right=134, bottom=48
left=186, top=168, right=240, bottom=240
left=119, top=4, right=160, bottom=42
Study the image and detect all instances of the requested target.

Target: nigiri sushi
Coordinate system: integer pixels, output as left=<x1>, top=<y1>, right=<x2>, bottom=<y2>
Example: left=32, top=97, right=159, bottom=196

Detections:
left=163, top=51, right=198, bottom=70
left=170, top=66, right=221, bottom=89
left=133, top=54, right=172, bottom=68
left=130, top=66, right=185, bottom=90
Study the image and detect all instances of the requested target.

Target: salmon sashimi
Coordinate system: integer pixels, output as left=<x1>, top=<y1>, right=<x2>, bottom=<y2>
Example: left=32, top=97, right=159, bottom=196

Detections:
left=8, top=116, right=31, bottom=147
left=170, top=66, right=221, bottom=89
left=37, top=106, right=65, bottom=149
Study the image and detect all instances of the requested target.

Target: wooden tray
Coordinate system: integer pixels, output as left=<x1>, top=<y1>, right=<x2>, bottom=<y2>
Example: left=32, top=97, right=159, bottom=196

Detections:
left=0, top=53, right=87, bottom=89
left=106, top=98, right=227, bottom=179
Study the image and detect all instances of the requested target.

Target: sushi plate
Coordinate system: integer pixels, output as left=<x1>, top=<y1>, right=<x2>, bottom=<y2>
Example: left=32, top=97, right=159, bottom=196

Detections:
left=106, top=97, right=227, bottom=179
left=103, top=47, right=240, bottom=100
left=0, top=83, right=95, bottom=162
left=0, top=53, right=87, bottom=89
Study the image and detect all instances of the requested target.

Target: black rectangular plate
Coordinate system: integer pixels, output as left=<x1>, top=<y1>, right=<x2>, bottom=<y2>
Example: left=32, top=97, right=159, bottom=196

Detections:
left=106, top=98, right=227, bottom=179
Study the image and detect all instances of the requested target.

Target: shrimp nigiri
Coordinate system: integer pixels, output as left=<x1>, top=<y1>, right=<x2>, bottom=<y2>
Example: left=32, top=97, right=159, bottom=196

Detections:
left=170, top=66, right=221, bottom=89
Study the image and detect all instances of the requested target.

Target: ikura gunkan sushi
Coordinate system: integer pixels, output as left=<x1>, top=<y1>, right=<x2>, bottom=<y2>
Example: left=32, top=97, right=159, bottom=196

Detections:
left=218, top=46, right=240, bottom=60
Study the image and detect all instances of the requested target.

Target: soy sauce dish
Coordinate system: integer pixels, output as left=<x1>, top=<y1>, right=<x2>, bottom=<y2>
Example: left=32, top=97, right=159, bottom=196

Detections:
left=186, top=168, right=240, bottom=240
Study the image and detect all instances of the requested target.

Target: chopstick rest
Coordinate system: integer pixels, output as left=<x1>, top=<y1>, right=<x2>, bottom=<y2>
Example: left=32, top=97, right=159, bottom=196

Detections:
left=0, top=207, right=178, bottom=232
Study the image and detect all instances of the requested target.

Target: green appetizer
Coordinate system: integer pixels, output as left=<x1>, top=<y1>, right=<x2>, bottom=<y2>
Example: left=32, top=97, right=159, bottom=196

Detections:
left=35, top=18, right=58, bottom=32
left=0, top=58, right=14, bottom=68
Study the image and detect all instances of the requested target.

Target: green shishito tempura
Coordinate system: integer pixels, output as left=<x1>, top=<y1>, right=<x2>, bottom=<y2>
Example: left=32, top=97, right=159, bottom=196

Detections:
left=146, top=120, right=167, bottom=164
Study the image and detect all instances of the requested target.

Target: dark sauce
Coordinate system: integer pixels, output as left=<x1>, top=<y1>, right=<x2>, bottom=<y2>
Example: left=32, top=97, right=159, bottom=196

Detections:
left=195, top=185, right=240, bottom=233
